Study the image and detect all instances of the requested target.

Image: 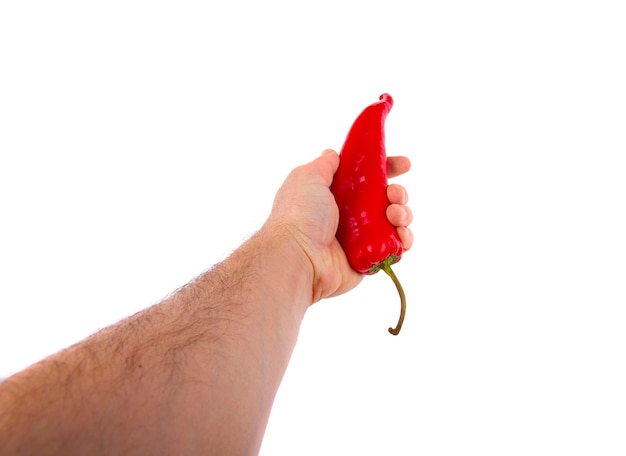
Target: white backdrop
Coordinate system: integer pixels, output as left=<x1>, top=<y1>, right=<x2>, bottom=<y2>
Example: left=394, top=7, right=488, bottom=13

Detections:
left=1, top=1, right=625, bottom=454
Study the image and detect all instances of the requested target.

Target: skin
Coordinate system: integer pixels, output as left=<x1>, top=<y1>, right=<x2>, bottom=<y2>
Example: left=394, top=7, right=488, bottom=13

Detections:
left=0, top=149, right=413, bottom=455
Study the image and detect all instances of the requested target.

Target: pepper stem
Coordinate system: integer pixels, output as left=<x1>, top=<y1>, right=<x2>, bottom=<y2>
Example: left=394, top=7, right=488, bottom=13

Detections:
left=381, top=258, right=406, bottom=336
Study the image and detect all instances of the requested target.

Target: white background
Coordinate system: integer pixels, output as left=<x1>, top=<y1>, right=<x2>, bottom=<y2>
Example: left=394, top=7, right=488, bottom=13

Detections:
left=1, top=1, right=625, bottom=454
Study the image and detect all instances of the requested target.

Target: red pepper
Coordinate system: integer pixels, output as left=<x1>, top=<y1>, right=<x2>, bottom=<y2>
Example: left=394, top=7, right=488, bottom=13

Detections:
left=330, top=93, right=406, bottom=335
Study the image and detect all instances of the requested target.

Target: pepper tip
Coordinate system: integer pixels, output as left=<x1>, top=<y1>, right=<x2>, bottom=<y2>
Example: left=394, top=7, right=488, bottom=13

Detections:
left=379, top=93, right=393, bottom=107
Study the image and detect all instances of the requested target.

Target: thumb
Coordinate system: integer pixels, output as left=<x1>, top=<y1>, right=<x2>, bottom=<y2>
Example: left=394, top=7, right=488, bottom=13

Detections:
left=312, top=149, right=340, bottom=186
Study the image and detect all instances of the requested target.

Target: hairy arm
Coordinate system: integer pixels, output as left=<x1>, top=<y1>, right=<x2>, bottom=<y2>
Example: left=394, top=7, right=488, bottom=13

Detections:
left=0, top=225, right=312, bottom=455
left=0, top=150, right=412, bottom=455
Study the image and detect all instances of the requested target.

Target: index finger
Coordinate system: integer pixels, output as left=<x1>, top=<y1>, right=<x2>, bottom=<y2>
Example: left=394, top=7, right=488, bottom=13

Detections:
left=387, top=156, right=411, bottom=178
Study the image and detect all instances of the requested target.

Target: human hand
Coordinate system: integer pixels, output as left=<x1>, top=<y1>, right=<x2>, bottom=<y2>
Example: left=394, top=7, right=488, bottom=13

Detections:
left=267, top=149, right=413, bottom=304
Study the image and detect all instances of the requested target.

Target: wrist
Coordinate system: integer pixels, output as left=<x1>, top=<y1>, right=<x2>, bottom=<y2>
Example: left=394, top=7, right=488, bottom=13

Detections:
left=256, top=220, right=315, bottom=310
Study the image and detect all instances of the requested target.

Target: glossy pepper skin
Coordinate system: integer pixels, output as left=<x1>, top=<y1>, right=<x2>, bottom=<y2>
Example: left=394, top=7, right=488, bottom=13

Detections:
left=330, top=93, right=407, bottom=335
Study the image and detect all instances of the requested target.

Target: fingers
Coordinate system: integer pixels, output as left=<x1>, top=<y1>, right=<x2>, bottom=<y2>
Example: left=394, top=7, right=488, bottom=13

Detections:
left=386, top=204, right=413, bottom=228
left=387, top=156, right=411, bottom=179
left=396, top=226, right=414, bottom=251
left=386, top=202, right=413, bottom=251
left=387, top=184, right=408, bottom=205
left=387, top=183, right=413, bottom=250
left=321, top=149, right=414, bottom=250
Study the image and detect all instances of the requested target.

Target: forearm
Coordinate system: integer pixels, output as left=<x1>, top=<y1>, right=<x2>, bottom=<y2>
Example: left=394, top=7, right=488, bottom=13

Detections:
left=0, top=224, right=313, bottom=455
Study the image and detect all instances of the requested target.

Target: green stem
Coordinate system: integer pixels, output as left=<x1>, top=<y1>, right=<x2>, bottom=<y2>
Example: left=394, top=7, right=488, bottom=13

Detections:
left=382, top=258, right=406, bottom=336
